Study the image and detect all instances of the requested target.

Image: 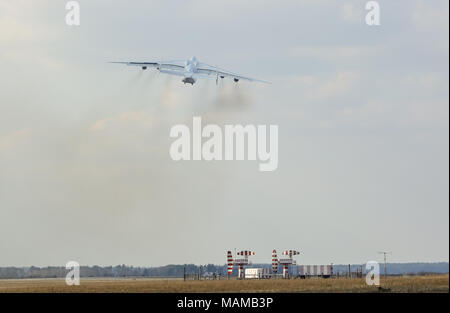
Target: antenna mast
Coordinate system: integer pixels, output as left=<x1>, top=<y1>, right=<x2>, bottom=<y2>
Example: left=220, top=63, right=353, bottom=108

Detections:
left=378, top=251, right=392, bottom=279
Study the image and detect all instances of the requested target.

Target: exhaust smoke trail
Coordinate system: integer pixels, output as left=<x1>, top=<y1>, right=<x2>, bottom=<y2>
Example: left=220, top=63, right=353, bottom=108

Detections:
left=126, top=70, right=144, bottom=88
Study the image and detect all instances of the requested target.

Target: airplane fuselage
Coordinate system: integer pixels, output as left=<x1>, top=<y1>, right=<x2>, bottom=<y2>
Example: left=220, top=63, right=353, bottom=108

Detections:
left=182, top=57, right=198, bottom=85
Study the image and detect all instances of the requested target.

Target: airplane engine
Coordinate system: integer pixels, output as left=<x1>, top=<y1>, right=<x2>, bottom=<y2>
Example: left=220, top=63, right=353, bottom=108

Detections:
left=234, top=78, right=239, bottom=82
left=142, top=66, right=147, bottom=70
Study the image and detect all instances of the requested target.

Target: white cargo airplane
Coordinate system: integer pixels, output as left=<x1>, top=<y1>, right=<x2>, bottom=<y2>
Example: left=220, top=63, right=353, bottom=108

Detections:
left=110, top=56, right=270, bottom=85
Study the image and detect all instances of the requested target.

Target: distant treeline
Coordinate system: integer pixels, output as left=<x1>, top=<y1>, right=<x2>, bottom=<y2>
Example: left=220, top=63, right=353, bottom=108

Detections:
left=0, top=264, right=224, bottom=279
left=331, top=262, right=449, bottom=275
left=0, top=262, right=447, bottom=279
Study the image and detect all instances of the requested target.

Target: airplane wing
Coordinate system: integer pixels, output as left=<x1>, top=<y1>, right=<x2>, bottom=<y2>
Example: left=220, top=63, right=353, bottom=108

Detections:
left=196, top=62, right=271, bottom=84
left=109, top=61, right=185, bottom=72
left=110, top=59, right=271, bottom=84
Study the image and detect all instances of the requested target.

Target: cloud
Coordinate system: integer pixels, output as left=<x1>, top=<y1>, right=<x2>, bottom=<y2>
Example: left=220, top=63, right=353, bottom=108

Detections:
left=288, top=71, right=360, bottom=103
left=401, top=72, right=448, bottom=97
left=89, top=111, right=153, bottom=132
left=409, top=100, right=449, bottom=127
left=314, top=72, right=360, bottom=100
left=0, top=128, right=30, bottom=151
left=411, top=0, right=449, bottom=53
left=412, top=0, right=449, bottom=31
left=290, top=44, right=386, bottom=60
left=340, top=2, right=364, bottom=23
left=0, top=0, right=448, bottom=266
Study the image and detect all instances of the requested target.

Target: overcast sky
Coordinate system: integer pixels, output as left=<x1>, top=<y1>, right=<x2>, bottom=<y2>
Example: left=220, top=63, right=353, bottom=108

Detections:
left=0, top=0, right=448, bottom=267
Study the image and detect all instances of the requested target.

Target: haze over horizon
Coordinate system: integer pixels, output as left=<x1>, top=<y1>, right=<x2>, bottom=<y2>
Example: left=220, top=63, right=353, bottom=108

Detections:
left=0, top=0, right=448, bottom=267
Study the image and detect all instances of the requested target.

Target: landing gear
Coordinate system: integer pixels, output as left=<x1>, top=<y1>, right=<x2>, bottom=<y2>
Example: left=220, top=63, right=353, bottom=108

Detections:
left=182, top=77, right=195, bottom=85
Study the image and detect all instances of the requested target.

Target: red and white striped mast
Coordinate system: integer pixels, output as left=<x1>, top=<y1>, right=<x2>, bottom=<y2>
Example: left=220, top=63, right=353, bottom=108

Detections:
left=279, top=250, right=300, bottom=278
left=272, top=249, right=278, bottom=275
left=227, top=250, right=255, bottom=279
left=226, top=251, right=234, bottom=279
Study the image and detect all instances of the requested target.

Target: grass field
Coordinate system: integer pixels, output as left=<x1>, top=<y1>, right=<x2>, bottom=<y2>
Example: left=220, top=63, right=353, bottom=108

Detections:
left=0, top=275, right=448, bottom=293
